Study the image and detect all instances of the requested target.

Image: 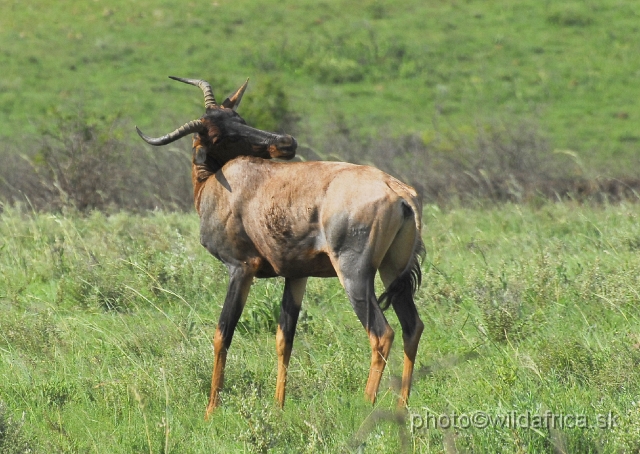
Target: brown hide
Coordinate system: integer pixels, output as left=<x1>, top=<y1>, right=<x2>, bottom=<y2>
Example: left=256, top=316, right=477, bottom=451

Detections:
left=195, top=157, right=421, bottom=279
left=136, top=76, right=424, bottom=419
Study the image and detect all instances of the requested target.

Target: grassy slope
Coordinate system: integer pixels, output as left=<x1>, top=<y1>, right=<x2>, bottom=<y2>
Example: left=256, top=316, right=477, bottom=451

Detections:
left=2, top=204, right=640, bottom=452
left=1, top=0, right=639, bottom=170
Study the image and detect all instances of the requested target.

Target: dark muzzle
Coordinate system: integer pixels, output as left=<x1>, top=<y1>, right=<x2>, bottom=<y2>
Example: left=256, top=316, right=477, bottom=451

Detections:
left=269, top=134, right=297, bottom=159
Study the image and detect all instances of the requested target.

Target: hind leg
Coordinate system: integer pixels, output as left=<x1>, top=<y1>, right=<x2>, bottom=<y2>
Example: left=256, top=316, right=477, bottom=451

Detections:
left=380, top=261, right=424, bottom=407
left=334, top=262, right=394, bottom=404
left=324, top=210, right=402, bottom=403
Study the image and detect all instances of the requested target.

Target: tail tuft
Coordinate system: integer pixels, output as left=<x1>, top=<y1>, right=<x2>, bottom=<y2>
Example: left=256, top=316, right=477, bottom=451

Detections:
left=378, top=239, right=425, bottom=311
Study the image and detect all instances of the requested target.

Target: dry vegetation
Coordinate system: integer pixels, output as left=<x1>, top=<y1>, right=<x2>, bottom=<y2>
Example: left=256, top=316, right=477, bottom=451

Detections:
left=0, top=114, right=193, bottom=213
left=2, top=111, right=640, bottom=213
left=310, top=117, right=640, bottom=206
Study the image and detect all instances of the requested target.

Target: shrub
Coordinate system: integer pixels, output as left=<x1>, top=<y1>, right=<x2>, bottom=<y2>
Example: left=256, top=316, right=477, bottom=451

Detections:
left=0, top=111, right=193, bottom=212
left=536, top=339, right=606, bottom=385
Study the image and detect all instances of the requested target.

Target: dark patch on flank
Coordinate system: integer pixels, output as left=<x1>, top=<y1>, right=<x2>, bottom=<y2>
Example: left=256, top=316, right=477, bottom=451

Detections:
left=265, top=203, right=293, bottom=238
left=308, top=206, right=319, bottom=224
left=325, top=212, right=349, bottom=252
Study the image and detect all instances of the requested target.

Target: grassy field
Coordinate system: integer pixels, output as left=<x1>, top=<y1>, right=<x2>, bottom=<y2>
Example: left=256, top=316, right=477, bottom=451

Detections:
left=3, top=1, right=640, bottom=452
left=2, top=203, right=640, bottom=452
left=1, top=0, right=639, bottom=171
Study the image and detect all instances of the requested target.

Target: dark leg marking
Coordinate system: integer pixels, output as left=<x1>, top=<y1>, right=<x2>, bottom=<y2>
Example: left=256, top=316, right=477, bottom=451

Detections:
left=205, top=265, right=254, bottom=419
left=275, top=277, right=307, bottom=407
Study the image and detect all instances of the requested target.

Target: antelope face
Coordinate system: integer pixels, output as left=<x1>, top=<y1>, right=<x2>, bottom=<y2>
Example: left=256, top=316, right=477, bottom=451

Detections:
left=195, top=108, right=297, bottom=164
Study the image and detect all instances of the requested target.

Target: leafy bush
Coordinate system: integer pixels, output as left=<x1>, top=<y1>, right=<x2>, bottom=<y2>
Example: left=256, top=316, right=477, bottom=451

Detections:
left=237, top=280, right=282, bottom=334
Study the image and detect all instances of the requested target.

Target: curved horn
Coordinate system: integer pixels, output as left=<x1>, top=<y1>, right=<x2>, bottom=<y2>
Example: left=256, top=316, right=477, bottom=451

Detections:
left=169, top=76, right=218, bottom=109
left=222, top=78, right=249, bottom=111
left=136, top=119, right=205, bottom=146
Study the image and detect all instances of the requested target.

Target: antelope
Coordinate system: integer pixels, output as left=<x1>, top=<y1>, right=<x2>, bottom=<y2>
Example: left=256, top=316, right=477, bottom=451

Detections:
left=136, top=77, right=424, bottom=419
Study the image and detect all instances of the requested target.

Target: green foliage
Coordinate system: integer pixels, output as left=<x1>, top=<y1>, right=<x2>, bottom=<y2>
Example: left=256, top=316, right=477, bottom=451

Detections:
left=229, top=385, right=282, bottom=453
left=39, top=379, right=77, bottom=408
left=537, top=338, right=606, bottom=386
left=302, top=55, right=364, bottom=84
left=607, top=401, right=640, bottom=451
left=2, top=1, right=640, bottom=211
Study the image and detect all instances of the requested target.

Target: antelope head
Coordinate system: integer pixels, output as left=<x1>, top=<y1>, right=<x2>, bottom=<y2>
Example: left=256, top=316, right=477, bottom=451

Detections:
left=136, top=77, right=297, bottom=167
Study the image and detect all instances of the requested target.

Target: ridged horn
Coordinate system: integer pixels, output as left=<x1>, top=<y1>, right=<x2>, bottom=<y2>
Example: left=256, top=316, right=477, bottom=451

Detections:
left=169, top=76, right=217, bottom=109
left=136, top=119, right=205, bottom=146
left=222, top=78, right=249, bottom=111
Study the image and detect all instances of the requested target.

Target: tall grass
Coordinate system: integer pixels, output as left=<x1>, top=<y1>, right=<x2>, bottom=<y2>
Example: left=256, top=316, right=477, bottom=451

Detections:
left=2, top=204, right=640, bottom=451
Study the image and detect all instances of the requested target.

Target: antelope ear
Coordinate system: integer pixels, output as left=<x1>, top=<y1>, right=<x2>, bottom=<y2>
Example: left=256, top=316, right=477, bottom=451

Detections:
left=194, top=146, right=207, bottom=165
left=222, top=78, right=249, bottom=111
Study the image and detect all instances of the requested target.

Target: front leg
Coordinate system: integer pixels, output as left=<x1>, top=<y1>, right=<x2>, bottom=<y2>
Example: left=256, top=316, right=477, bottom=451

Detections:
left=275, top=277, right=308, bottom=407
left=205, top=263, right=256, bottom=419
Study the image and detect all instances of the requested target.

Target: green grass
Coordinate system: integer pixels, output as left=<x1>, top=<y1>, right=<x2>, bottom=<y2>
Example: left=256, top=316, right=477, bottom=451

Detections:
left=2, top=203, right=640, bottom=452
left=2, top=0, right=640, bottom=171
